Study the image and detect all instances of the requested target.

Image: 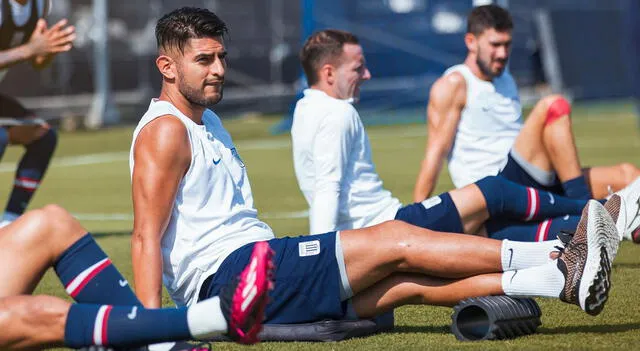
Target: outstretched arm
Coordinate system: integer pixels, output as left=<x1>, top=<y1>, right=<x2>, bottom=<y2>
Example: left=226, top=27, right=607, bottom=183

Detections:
left=131, top=116, right=191, bottom=308
left=413, top=73, right=466, bottom=202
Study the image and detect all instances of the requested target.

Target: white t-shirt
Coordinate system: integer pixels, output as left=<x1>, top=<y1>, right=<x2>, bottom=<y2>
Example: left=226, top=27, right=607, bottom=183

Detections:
left=445, top=64, right=523, bottom=188
left=0, top=0, right=51, bottom=81
left=130, top=99, right=274, bottom=307
left=292, top=89, right=401, bottom=233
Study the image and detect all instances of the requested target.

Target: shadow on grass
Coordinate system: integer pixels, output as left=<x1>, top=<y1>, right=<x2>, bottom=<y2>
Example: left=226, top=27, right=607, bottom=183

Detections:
left=92, top=231, right=132, bottom=238
left=387, top=325, right=450, bottom=334
left=540, top=323, right=640, bottom=335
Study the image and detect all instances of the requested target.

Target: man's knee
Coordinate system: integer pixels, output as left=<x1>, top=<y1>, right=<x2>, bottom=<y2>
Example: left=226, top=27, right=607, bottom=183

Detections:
left=540, top=95, right=571, bottom=126
left=618, top=163, right=640, bottom=184
left=19, top=205, right=83, bottom=242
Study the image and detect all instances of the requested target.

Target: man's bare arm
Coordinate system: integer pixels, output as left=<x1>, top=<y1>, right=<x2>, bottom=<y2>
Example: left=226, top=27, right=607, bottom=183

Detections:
left=131, top=116, right=191, bottom=308
left=413, top=72, right=466, bottom=202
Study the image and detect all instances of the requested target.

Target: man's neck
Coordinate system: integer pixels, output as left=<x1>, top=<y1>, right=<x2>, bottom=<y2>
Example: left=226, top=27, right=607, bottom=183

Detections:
left=158, top=88, right=206, bottom=124
left=463, top=56, right=493, bottom=82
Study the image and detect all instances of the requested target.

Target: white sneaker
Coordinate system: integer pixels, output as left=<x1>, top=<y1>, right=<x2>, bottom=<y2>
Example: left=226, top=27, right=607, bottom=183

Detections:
left=613, top=176, right=640, bottom=242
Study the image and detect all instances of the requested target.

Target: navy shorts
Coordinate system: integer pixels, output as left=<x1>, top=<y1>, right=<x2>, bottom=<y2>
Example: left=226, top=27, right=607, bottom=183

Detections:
left=200, top=232, right=349, bottom=324
left=394, top=192, right=464, bottom=234
left=498, top=153, right=565, bottom=195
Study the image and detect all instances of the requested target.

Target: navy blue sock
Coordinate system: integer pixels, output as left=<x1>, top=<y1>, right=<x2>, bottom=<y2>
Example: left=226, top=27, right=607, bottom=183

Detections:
left=54, top=234, right=141, bottom=305
left=395, top=192, right=464, bottom=233
left=5, top=129, right=57, bottom=215
left=476, top=176, right=588, bottom=221
left=0, top=128, right=8, bottom=160
left=562, top=175, right=591, bottom=200
left=486, top=215, right=581, bottom=241
left=64, top=304, right=192, bottom=348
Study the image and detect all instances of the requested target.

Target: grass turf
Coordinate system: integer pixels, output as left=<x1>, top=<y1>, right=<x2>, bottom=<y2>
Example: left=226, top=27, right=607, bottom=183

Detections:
left=3, top=101, right=639, bottom=350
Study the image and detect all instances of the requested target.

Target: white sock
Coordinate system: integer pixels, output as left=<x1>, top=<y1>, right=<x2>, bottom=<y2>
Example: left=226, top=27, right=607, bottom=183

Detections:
left=187, top=296, right=228, bottom=339
left=500, top=239, right=563, bottom=271
left=502, top=260, right=565, bottom=298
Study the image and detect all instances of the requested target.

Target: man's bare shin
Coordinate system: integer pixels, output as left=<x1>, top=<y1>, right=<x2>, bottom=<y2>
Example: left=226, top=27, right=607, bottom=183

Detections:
left=351, top=273, right=503, bottom=318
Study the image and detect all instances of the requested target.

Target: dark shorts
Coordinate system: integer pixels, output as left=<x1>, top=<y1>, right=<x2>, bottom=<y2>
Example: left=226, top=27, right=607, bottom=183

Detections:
left=199, top=232, right=350, bottom=324
left=498, top=153, right=565, bottom=195
left=394, top=192, right=464, bottom=234
left=0, top=94, right=31, bottom=119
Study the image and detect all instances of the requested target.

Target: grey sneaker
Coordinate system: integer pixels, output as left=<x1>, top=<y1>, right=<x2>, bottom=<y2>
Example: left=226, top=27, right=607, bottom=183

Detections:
left=557, top=200, right=619, bottom=316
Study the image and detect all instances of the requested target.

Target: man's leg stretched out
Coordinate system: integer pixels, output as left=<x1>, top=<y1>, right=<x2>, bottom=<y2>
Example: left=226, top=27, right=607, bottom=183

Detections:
left=0, top=205, right=274, bottom=349
left=397, top=174, right=640, bottom=242
left=203, top=196, right=620, bottom=325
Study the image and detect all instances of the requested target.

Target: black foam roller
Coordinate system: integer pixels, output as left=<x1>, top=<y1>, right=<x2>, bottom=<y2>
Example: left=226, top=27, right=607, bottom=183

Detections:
left=451, top=296, right=542, bottom=341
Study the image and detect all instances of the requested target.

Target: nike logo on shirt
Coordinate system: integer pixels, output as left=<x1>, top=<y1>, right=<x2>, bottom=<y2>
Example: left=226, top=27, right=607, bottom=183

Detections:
left=213, top=157, right=221, bottom=165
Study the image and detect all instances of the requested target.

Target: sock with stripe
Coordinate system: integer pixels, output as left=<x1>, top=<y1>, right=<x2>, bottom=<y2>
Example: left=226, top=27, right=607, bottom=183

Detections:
left=64, top=297, right=227, bottom=348
left=486, top=214, right=581, bottom=242
left=54, top=233, right=141, bottom=305
left=476, top=176, right=588, bottom=221
left=502, top=260, right=565, bottom=298
left=5, top=129, right=57, bottom=215
left=562, top=175, right=591, bottom=200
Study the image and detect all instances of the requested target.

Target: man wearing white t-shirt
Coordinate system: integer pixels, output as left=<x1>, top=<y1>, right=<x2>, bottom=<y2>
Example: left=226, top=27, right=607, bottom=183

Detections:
left=0, top=0, right=75, bottom=226
left=291, top=29, right=640, bottom=242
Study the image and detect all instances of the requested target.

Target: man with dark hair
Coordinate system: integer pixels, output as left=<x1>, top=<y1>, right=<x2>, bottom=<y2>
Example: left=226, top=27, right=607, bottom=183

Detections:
left=413, top=5, right=640, bottom=242
left=130, top=7, right=621, bottom=330
left=0, top=0, right=75, bottom=227
left=291, top=29, right=639, bottom=243
left=0, top=204, right=273, bottom=349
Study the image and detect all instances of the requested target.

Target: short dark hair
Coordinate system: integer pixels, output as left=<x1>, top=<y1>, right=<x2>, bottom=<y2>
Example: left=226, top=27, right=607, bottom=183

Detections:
left=467, top=5, right=513, bottom=36
left=300, top=29, right=359, bottom=86
left=155, top=7, right=228, bottom=53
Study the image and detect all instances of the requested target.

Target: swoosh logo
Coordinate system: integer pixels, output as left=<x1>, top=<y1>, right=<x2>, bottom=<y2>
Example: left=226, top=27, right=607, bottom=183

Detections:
left=508, top=248, right=514, bottom=269
left=548, top=193, right=555, bottom=205
left=213, top=157, right=221, bottom=165
left=119, top=279, right=129, bottom=287
left=127, top=306, right=138, bottom=320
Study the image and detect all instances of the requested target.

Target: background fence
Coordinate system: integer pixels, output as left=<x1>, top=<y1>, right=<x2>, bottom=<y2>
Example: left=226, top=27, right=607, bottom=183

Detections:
left=0, top=0, right=637, bottom=128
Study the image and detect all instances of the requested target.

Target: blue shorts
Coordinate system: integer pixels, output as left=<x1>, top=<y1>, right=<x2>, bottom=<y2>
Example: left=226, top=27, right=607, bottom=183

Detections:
left=394, top=192, right=464, bottom=234
left=498, top=152, right=565, bottom=195
left=199, top=232, right=351, bottom=324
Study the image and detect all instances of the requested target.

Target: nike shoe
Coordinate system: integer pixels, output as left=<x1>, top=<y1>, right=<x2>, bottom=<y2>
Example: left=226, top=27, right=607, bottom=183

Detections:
left=220, top=241, right=275, bottom=344
left=613, top=176, right=640, bottom=242
left=557, top=200, right=619, bottom=316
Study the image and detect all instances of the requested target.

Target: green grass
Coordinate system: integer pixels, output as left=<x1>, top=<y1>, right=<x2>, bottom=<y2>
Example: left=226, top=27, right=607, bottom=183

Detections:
left=5, top=102, right=640, bottom=349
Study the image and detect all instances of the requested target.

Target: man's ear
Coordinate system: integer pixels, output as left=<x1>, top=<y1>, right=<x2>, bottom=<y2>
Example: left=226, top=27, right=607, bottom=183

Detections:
left=156, top=54, right=176, bottom=80
left=464, top=33, right=477, bottom=54
left=320, top=63, right=335, bottom=85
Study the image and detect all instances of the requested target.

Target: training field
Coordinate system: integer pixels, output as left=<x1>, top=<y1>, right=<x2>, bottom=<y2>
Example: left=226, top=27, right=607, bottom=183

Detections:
left=7, top=101, right=640, bottom=350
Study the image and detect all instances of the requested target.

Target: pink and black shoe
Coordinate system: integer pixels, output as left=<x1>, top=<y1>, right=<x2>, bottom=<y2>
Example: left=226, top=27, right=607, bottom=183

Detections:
left=220, top=241, right=275, bottom=344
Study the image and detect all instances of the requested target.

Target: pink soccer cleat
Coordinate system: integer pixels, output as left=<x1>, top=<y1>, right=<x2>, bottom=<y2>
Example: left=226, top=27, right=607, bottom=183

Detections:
left=220, top=241, right=275, bottom=344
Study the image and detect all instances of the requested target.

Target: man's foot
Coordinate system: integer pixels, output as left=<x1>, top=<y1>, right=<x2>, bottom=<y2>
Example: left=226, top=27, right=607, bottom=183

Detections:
left=220, top=241, right=274, bottom=344
left=557, top=200, right=619, bottom=316
left=614, top=176, right=640, bottom=242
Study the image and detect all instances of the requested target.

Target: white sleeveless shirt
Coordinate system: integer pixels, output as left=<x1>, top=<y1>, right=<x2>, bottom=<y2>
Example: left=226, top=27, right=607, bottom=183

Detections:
left=130, top=99, right=275, bottom=306
left=444, top=64, right=523, bottom=188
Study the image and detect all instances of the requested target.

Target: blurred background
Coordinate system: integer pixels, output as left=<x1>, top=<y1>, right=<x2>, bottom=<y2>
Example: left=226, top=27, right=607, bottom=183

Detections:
left=0, top=0, right=638, bottom=129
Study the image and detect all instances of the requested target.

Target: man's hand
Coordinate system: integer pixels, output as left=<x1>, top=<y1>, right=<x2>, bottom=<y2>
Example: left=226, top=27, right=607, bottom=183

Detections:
left=27, top=18, right=76, bottom=60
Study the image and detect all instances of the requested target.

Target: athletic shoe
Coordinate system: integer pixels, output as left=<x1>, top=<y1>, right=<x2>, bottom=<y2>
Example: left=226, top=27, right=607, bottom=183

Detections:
left=220, top=241, right=275, bottom=344
left=557, top=200, right=619, bottom=316
left=614, top=176, right=640, bottom=242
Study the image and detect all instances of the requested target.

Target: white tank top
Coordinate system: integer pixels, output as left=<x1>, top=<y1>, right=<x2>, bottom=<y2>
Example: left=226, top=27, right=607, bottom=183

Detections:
left=130, top=99, right=275, bottom=306
left=444, top=64, right=523, bottom=188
